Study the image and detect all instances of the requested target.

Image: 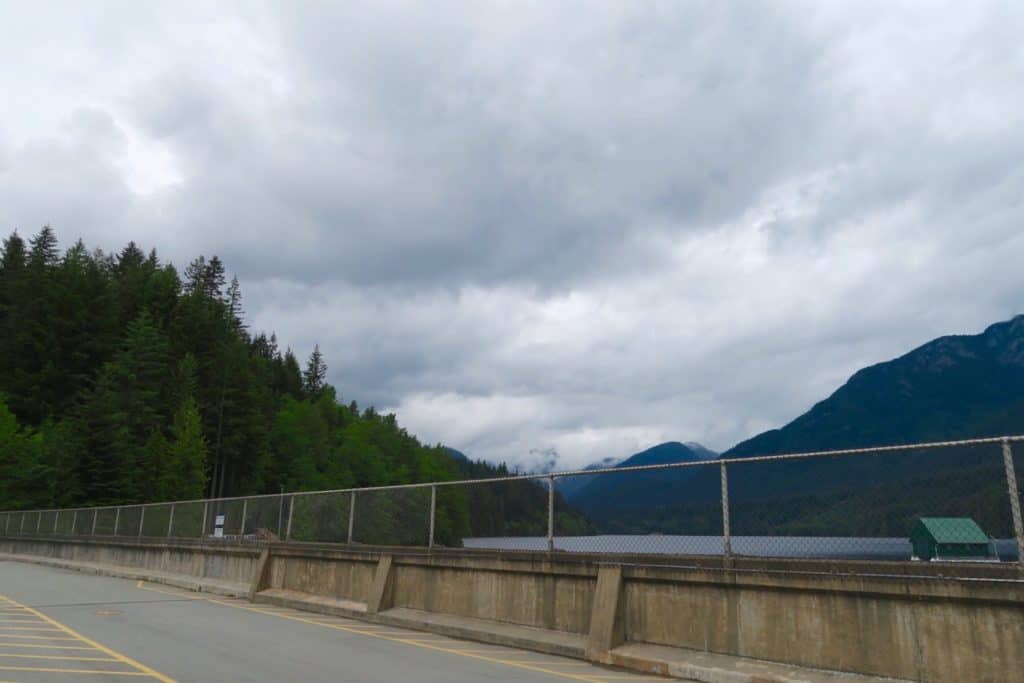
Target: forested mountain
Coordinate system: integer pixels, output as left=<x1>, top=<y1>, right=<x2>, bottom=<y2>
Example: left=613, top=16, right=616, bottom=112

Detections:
left=565, top=442, right=715, bottom=516
left=0, top=227, right=590, bottom=545
left=0, top=230, right=448, bottom=510
left=553, top=457, right=620, bottom=499
left=603, top=317, right=1024, bottom=537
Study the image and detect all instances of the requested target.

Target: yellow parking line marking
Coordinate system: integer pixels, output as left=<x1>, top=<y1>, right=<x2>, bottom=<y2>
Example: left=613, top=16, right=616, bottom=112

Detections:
left=0, top=653, right=119, bottom=662
left=0, top=643, right=98, bottom=650
left=399, top=637, right=457, bottom=642
left=0, top=666, right=152, bottom=675
left=0, top=627, right=61, bottom=632
left=135, top=581, right=603, bottom=682
left=132, top=582, right=202, bottom=600
left=308, top=618, right=362, bottom=625
left=0, top=635, right=81, bottom=641
left=532, top=662, right=603, bottom=667
left=0, top=593, right=174, bottom=683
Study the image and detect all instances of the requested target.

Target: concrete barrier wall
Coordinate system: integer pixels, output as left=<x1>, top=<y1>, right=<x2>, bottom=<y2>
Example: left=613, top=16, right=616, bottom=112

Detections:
left=2, top=536, right=1022, bottom=682
left=618, top=564, right=1024, bottom=682
left=0, top=537, right=259, bottom=586
left=268, top=546, right=378, bottom=604
left=389, top=556, right=596, bottom=634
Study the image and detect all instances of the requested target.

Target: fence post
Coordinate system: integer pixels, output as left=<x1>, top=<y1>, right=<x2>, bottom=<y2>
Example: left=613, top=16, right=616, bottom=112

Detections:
left=4, top=512, right=9, bottom=536
left=91, top=509, right=98, bottom=535
left=347, top=492, right=356, bottom=544
left=113, top=508, right=120, bottom=536
left=547, top=475, right=555, bottom=553
left=201, top=501, right=209, bottom=538
left=428, top=485, right=437, bottom=549
left=167, top=504, right=175, bottom=538
left=138, top=506, right=145, bottom=538
left=71, top=510, right=78, bottom=536
left=286, top=496, right=295, bottom=541
left=53, top=510, right=60, bottom=534
left=1001, top=440, right=1024, bottom=567
left=277, top=488, right=284, bottom=538
left=20, top=512, right=25, bottom=535
left=721, top=461, right=732, bottom=559
left=240, top=499, right=248, bottom=537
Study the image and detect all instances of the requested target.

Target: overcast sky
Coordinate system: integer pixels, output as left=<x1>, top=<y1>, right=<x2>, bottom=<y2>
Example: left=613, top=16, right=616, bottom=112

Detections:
left=2, top=1, right=1022, bottom=470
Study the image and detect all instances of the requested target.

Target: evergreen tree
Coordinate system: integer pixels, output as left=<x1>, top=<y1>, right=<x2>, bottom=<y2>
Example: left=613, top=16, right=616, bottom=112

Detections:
left=303, top=345, right=328, bottom=398
left=226, top=275, right=246, bottom=336
left=161, top=398, right=208, bottom=500
left=28, top=226, right=59, bottom=267
left=0, top=393, right=47, bottom=509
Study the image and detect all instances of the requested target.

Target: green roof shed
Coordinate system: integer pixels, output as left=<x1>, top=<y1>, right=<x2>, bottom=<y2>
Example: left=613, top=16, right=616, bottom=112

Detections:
left=910, top=517, right=991, bottom=561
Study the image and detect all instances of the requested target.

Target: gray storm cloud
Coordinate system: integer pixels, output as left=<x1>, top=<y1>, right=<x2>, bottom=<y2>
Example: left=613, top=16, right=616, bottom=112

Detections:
left=2, top=1, right=1023, bottom=469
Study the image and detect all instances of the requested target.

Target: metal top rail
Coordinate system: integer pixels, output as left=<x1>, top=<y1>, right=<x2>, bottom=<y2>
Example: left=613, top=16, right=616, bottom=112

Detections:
left=4, top=433, right=1024, bottom=516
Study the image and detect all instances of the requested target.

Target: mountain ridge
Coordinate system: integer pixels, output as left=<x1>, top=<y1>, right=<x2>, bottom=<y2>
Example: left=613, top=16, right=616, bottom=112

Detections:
left=601, top=315, right=1024, bottom=536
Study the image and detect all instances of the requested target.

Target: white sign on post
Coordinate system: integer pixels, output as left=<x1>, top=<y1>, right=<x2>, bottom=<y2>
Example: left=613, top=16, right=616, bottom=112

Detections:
left=214, top=514, right=225, bottom=538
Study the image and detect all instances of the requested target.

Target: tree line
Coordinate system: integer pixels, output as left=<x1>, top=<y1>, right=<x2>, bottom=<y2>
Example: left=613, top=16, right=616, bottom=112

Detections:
left=0, top=227, right=586, bottom=545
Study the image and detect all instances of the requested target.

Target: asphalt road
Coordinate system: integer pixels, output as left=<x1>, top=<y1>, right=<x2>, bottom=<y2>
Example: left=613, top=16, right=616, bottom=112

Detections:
left=0, top=561, right=664, bottom=683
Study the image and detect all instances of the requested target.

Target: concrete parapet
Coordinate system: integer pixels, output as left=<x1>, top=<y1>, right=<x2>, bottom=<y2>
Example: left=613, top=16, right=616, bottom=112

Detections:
left=1, top=536, right=1021, bottom=682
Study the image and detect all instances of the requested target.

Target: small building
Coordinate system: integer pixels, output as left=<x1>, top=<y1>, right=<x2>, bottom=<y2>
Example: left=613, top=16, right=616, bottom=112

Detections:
left=910, top=517, right=992, bottom=561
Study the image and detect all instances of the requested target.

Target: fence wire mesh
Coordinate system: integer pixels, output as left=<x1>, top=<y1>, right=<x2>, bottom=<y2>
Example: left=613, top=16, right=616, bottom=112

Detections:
left=140, top=504, right=173, bottom=538
left=93, top=508, right=117, bottom=535
left=170, top=502, right=205, bottom=538
left=3, top=436, right=1023, bottom=570
left=241, top=495, right=288, bottom=538
left=551, top=467, right=723, bottom=556
left=352, top=487, right=431, bottom=547
left=725, top=443, right=1012, bottom=560
left=289, top=492, right=351, bottom=543
left=116, top=507, right=142, bottom=537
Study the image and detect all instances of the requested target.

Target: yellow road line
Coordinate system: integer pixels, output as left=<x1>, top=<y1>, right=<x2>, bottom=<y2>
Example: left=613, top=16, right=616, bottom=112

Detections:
left=132, top=582, right=202, bottom=600
left=0, top=593, right=175, bottom=683
left=0, top=665, right=152, bottom=676
left=0, top=653, right=119, bottom=662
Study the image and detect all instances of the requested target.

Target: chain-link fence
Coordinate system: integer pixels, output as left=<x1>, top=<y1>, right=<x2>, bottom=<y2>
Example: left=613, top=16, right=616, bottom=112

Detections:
left=3, top=436, right=1023, bottom=569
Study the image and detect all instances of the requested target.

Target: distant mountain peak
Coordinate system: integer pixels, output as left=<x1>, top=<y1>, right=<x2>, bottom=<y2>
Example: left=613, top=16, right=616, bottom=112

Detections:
left=683, top=442, right=719, bottom=459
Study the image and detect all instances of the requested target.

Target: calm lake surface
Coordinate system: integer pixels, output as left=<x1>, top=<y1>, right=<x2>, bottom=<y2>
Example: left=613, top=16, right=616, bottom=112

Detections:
left=463, top=535, right=1020, bottom=561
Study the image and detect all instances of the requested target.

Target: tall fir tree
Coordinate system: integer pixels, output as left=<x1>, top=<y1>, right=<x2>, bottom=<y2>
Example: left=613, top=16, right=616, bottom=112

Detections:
left=303, top=345, right=328, bottom=399
left=161, top=398, right=208, bottom=500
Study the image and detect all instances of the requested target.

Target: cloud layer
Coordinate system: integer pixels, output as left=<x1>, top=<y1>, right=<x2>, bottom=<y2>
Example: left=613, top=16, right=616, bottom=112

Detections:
left=3, top=1, right=1023, bottom=469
